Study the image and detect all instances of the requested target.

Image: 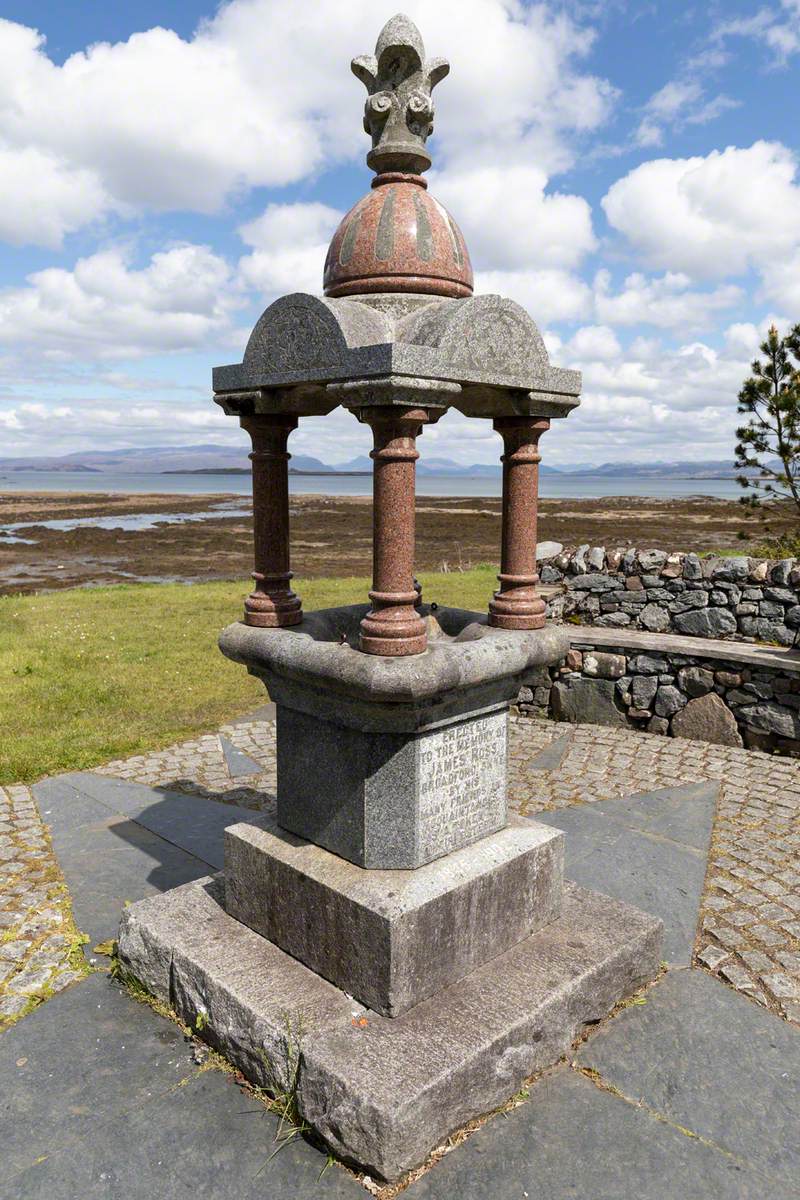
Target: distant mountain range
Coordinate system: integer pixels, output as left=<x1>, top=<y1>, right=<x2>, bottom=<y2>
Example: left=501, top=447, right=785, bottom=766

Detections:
left=0, top=444, right=747, bottom=479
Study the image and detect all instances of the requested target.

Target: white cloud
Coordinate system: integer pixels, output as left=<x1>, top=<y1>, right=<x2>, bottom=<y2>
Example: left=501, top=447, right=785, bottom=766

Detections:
left=475, top=268, right=592, bottom=324
left=563, top=325, right=622, bottom=361
left=0, top=143, right=111, bottom=249
left=761, top=249, right=800, bottom=312
left=543, top=320, right=768, bottom=465
left=0, top=1, right=614, bottom=247
left=238, top=202, right=342, bottom=299
left=0, top=244, right=241, bottom=359
left=432, top=165, right=596, bottom=271
left=594, top=269, right=742, bottom=330
left=712, top=1, right=800, bottom=67
left=602, top=141, right=800, bottom=279
left=634, top=79, right=737, bottom=148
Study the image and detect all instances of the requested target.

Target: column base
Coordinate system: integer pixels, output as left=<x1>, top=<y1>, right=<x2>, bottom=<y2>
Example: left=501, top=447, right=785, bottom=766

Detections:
left=489, top=573, right=546, bottom=630
left=244, top=591, right=302, bottom=628
left=359, top=596, right=427, bottom=656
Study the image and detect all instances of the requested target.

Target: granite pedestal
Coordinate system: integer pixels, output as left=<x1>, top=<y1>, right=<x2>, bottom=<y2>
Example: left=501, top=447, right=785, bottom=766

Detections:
left=118, top=606, right=664, bottom=1180
left=219, top=603, right=569, bottom=869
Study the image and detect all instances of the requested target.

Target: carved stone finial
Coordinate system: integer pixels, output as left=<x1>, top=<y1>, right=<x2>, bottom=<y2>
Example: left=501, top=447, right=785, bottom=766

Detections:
left=352, top=13, right=449, bottom=176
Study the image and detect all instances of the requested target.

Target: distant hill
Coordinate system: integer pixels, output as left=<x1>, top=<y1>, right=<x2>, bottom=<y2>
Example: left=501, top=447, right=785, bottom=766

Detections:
left=0, top=445, right=749, bottom=479
left=557, top=459, right=742, bottom=479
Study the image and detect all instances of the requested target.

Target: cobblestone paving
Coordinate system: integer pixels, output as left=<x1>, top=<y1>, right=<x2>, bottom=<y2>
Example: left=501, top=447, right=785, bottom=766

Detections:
left=0, top=785, right=86, bottom=1030
left=96, top=719, right=277, bottom=813
left=18, top=711, right=800, bottom=1029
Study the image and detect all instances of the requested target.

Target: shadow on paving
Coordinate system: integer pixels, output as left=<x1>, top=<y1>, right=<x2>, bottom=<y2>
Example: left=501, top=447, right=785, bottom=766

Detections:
left=0, top=973, right=362, bottom=1199
left=534, top=780, right=719, bottom=963
left=33, top=772, right=255, bottom=946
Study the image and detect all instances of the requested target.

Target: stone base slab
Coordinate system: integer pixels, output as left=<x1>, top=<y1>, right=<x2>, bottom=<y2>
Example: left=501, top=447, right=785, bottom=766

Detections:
left=224, top=814, right=564, bottom=1016
left=117, top=876, right=662, bottom=1182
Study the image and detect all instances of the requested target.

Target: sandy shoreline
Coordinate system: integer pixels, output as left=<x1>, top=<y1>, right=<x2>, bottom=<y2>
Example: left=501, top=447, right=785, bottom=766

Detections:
left=0, top=490, right=785, bottom=595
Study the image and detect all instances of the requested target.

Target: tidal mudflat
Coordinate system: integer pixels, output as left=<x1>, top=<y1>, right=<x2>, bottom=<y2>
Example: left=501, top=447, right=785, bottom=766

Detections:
left=0, top=490, right=790, bottom=595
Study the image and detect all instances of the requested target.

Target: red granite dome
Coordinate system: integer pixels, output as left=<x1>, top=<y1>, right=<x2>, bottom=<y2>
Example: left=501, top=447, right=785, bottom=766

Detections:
left=323, top=173, right=473, bottom=299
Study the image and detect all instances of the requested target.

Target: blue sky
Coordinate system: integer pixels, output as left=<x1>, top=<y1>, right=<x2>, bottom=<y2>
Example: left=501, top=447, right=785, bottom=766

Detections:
left=0, top=0, right=798, bottom=468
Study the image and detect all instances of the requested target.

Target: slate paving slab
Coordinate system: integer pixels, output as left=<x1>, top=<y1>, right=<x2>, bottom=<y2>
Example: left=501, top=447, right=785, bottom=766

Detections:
left=43, top=772, right=255, bottom=869
left=0, top=972, right=200, bottom=1179
left=5, top=1069, right=364, bottom=1200
left=33, top=773, right=258, bottom=945
left=1, top=972, right=361, bottom=1200
left=526, top=731, right=572, bottom=772
left=578, top=968, right=800, bottom=1189
left=537, top=781, right=717, bottom=963
left=406, top=1067, right=777, bottom=1199
left=33, top=778, right=213, bottom=945
left=219, top=735, right=264, bottom=778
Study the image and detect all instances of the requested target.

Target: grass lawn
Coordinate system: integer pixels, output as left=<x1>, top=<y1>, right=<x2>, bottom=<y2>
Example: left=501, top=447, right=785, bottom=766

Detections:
left=1, top=567, right=498, bottom=785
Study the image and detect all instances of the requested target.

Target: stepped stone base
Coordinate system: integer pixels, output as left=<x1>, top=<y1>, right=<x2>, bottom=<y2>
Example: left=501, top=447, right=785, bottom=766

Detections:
left=224, top=813, right=564, bottom=1016
left=118, top=875, right=662, bottom=1182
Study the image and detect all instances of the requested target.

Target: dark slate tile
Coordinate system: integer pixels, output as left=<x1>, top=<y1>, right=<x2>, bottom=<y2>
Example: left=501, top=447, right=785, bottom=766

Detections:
left=407, top=1068, right=772, bottom=1199
left=0, top=973, right=200, bottom=1179
left=34, top=775, right=112, bottom=835
left=220, top=735, right=263, bottom=778
left=5, top=1069, right=363, bottom=1200
left=536, top=782, right=716, bottom=964
left=527, top=732, right=572, bottom=772
left=70, top=772, right=255, bottom=868
left=583, top=780, right=719, bottom=852
left=579, top=968, right=800, bottom=1191
left=37, top=804, right=210, bottom=944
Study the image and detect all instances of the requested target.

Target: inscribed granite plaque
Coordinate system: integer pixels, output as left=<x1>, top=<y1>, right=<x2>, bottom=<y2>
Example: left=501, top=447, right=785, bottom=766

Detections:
left=416, top=709, right=507, bottom=861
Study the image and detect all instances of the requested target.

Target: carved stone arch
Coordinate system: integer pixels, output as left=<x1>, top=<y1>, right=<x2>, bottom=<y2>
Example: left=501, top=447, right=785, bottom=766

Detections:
left=243, top=294, right=349, bottom=377
left=401, top=295, right=550, bottom=377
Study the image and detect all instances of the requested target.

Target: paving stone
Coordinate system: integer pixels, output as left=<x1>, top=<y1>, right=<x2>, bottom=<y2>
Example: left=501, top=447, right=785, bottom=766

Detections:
left=720, top=962, right=763, bottom=994
left=0, top=940, right=29, bottom=962
left=537, top=782, right=715, bottom=964
left=697, top=944, right=729, bottom=970
left=408, top=1068, right=771, bottom=1200
left=0, top=994, right=28, bottom=1019
left=579, top=969, right=800, bottom=1188
left=5, top=965, right=55, bottom=995
left=763, top=972, right=800, bottom=1001
left=1, top=978, right=359, bottom=1200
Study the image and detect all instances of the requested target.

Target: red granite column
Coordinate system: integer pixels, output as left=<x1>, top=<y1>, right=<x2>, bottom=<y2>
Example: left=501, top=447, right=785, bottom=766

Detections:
left=360, top=408, right=428, bottom=655
left=240, top=414, right=302, bottom=627
left=489, top=416, right=549, bottom=630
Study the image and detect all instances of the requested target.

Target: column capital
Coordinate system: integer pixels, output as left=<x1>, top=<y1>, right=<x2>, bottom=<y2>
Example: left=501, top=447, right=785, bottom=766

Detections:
left=492, top=415, right=550, bottom=459
left=240, top=411, right=298, bottom=443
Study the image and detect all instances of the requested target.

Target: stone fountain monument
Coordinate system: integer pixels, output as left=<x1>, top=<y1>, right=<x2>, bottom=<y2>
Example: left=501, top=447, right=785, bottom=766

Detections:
left=118, top=16, right=662, bottom=1182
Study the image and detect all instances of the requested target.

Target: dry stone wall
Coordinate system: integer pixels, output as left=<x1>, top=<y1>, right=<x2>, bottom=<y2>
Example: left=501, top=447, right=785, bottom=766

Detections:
left=540, top=546, right=800, bottom=647
left=518, top=645, right=800, bottom=756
